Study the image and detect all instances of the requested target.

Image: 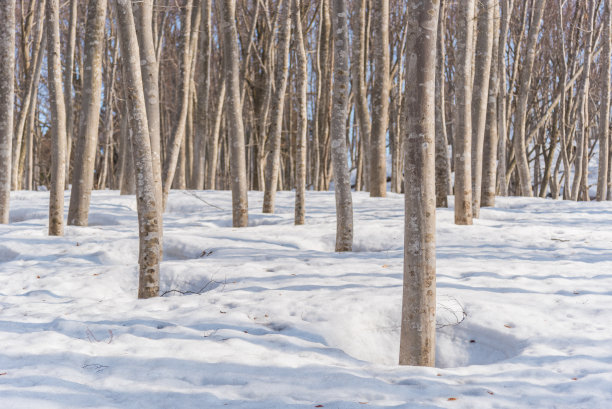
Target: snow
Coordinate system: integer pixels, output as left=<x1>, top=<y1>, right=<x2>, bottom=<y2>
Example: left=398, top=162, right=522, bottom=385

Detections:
left=1, top=189, right=612, bottom=408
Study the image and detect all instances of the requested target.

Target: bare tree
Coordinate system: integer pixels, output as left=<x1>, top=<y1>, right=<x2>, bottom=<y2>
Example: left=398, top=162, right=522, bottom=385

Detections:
left=262, top=0, right=292, bottom=213
left=293, top=0, right=308, bottom=225
left=47, top=0, right=67, bottom=236
left=598, top=0, right=611, bottom=201
left=116, top=0, right=163, bottom=299
left=67, top=0, right=108, bottom=226
left=330, top=0, right=353, bottom=252
left=454, top=0, right=475, bottom=225
left=369, top=0, right=390, bottom=197
left=63, top=0, right=78, bottom=186
left=399, top=0, right=439, bottom=367
left=435, top=0, right=449, bottom=207
left=0, top=0, right=15, bottom=223
left=221, top=0, right=249, bottom=227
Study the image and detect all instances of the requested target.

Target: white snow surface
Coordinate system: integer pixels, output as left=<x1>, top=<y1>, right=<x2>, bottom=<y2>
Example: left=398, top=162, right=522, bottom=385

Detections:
left=1, top=190, right=611, bottom=408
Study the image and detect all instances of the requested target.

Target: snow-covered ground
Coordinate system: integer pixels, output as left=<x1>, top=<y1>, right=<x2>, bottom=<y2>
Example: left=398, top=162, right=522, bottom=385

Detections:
left=1, top=190, right=611, bottom=408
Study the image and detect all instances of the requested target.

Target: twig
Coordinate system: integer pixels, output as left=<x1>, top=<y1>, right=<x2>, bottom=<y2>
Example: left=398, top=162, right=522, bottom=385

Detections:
left=161, top=277, right=227, bottom=297
left=181, top=190, right=225, bottom=211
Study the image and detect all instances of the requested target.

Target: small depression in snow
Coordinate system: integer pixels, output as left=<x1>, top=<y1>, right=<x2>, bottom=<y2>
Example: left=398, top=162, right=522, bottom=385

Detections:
left=435, top=323, right=523, bottom=368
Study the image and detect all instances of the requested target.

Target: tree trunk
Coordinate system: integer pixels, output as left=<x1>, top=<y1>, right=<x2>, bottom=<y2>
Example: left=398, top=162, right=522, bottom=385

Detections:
left=47, top=0, right=67, bottom=236
left=471, top=0, right=494, bottom=217
left=206, top=81, right=225, bottom=190
left=194, top=0, right=211, bottom=190
left=369, top=0, right=389, bottom=197
left=435, top=0, right=449, bottom=208
left=221, top=0, right=249, bottom=227
left=513, top=0, right=547, bottom=197
left=67, top=0, right=108, bottom=226
left=399, top=0, right=439, bottom=367
left=330, top=0, right=353, bottom=252
left=262, top=0, right=292, bottom=214
left=454, top=0, right=475, bottom=225
left=116, top=0, right=163, bottom=299
left=63, top=0, right=78, bottom=187
left=597, top=0, right=611, bottom=201
left=294, top=0, right=308, bottom=225
left=0, top=0, right=15, bottom=223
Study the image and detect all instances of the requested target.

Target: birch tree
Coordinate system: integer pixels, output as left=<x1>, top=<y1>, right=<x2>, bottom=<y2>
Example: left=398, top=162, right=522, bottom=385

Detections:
left=0, top=0, right=15, bottom=224
left=47, top=0, right=67, bottom=236
left=399, top=0, right=439, bottom=367
left=597, top=0, right=611, bottom=201
left=330, top=0, right=353, bottom=252
left=293, top=0, right=308, bottom=225
left=67, top=0, right=108, bottom=226
left=221, top=0, right=248, bottom=227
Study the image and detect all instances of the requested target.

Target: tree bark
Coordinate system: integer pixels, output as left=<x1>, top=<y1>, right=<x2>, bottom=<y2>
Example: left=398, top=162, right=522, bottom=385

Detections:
left=294, top=0, right=308, bottom=225
left=262, top=0, right=292, bottom=213
left=194, top=0, right=212, bottom=190
left=399, top=0, right=439, bottom=367
left=116, top=0, right=163, bottom=299
left=47, top=0, right=67, bottom=236
left=63, top=0, right=78, bottom=187
left=471, top=0, right=494, bottom=217
left=221, top=0, right=249, bottom=227
left=67, top=0, right=108, bottom=226
left=330, top=0, right=353, bottom=252
left=597, top=0, right=611, bottom=201
left=0, top=0, right=15, bottom=223
left=369, top=0, right=389, bottom=197
left=435, top=0, right=449, bottom=208
left=454, top=0, right=475, bottom=225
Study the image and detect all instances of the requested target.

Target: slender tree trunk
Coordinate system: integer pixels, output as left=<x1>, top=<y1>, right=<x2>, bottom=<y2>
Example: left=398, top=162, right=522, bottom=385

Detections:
left=262, top=0, right=292, bottom=213
left=294, top=0, right=308, bottom=225
left=134, top=0, right=163, bottom=208
left=194, top=0, right=211, bottom=190
left=221, top=0, right=249, bottom=227
left=513, top=0, right=547, bottom=197
left=454, top=0, right=475, bottom=225
left=116, top=0, right=162, bottom=299
left=471, top=0, right=494, bottom=217
left=64, top=0, right=78, bottom=187
left=330, top=0, right=353, bottom=252
left=205, top=82, right=225, bottom=190
left=0, top=0, right=15, bottom=223
left=597, top=0, right=611, bottom=201
left=47, top=0, right=67, bottom=236
left=399, top=0, right=439, bottom=367
left=482, top=2, right=500, bottom=207
left=435, top=0, right=449, bottom=208
left=161, top=0, right=194, bottom=207
left=497, top=0, right=513, bottom=197
left=67, top=0, right=107, bottom=226
left=369, top=0, right=389, bottom=197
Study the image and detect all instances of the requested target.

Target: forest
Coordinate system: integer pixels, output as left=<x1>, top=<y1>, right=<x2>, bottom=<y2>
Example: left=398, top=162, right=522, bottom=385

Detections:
left=0, top=0, right=611, bottom=407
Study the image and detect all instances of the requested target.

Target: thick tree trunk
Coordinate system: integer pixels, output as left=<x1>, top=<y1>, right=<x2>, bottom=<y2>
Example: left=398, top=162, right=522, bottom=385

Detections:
left=513, top=0, right=547, bottom=197
left=67, top=0, right=108, bottom=226
left=369, top=0, right=389, bottom=197
left=471, top=0, right=494, bottom=217
left=597, top=0, right=611, bottom=201
left=116, top=0, right=163, bottom=299
left=47, top=0, right=67, bottom=236
left=454, top=0, right=475, bottom=225
left=293, top=0, right=308, bottom=225
left=262, top=0, right=292, bottom=214
left=330, top=0, right=353, bottom=252
left=0, top=0, right=15, bottom=223
left=221, top=0, right=249, bottom=227
left=399, top=0, right=439, bottom=367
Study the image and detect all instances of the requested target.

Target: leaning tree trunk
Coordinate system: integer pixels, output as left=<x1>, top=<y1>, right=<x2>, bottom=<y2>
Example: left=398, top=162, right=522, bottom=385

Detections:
left=47, top=0, right=67, bottom=236
left=470, top=0, right=494, bottom=218
left=293, top=0, right=308, bottom=225
left=67, top=0, right=107, bottom=226
left=0, top=0, right=15, bottom=224
left=597, top=0, right=611, bottom=201
left=369, top=0, right=390, bottom=197
left=262, top=0, right=292, bottom=214
left=513, top=0, right=547, bottom=197
left=221, top=0, right=249, bottom=227
left=116, top=0, right=163, bottom=299
left=454, top=0, right=475, bottom=225
left=399, top=0, right=439, bottom=367
left=330, top=0, right=353, bottom=252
